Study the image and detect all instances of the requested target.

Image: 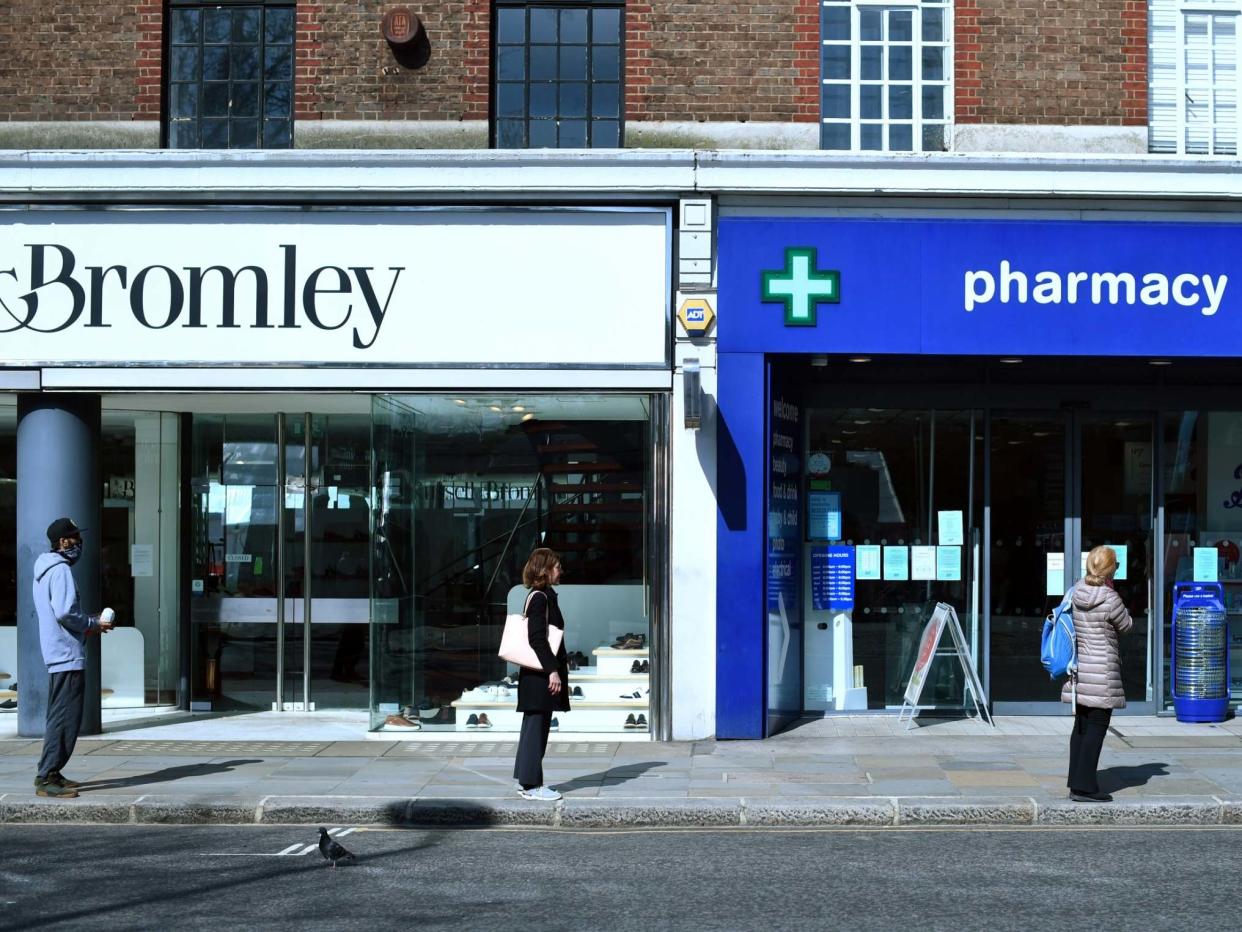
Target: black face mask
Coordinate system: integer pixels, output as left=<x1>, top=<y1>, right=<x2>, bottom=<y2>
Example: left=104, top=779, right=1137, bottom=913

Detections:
left=61, top=543, right=82, bottom=565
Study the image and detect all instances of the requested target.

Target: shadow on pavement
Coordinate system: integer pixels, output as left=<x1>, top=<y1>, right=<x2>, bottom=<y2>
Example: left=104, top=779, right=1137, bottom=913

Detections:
left=79, top=759, right=266, bottom=791
left=1098, top=762, right=1171, bottom=793
left=552, top=760, right=667, bottom=792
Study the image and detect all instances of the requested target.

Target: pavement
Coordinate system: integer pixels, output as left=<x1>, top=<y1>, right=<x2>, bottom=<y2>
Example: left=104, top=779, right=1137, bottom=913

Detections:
left=2, top=713, right=1242, bottom=828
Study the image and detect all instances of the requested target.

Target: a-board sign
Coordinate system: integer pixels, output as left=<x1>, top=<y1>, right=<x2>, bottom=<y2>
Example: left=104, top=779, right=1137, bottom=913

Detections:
left=898, top=602, right=992, bottom=728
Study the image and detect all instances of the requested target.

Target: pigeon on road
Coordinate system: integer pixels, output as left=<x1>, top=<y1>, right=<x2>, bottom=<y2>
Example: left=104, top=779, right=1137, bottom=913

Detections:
left=318, top=827, right=356, bottom=868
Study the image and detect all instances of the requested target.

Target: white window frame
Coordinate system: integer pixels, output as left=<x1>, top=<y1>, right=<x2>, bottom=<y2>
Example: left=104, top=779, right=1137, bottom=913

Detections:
left=1151, top=0, right=1242, bottom=154
left=820, top=0, right=954, bottom=153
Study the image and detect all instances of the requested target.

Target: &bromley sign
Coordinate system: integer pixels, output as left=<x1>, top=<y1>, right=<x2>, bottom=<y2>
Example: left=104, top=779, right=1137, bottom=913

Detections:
left=0, top=209, right=669, bottom=367
left=720, top=217, right=1242, bottom=358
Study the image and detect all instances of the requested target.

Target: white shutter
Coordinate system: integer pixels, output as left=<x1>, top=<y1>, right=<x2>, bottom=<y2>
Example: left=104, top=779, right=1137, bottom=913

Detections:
left=1212, top=14, right=1238, bottom=153
left=1149, top=0, right=1180, bottom=153
left=1185, top=13, right=1212, bottom=153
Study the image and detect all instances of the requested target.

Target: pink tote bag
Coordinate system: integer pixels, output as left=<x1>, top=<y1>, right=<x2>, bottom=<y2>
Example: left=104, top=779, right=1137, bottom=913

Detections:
left=499, top=590, right=564, bottom=670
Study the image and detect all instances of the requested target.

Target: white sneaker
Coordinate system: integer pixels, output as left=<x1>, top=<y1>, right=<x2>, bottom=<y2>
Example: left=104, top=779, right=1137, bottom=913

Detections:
left=519, top=785, right=562, bottom=801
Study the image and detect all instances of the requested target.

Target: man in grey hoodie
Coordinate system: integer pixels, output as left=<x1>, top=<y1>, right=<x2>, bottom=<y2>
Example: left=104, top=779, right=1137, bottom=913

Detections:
left=32, top=517, right=113, bottom=799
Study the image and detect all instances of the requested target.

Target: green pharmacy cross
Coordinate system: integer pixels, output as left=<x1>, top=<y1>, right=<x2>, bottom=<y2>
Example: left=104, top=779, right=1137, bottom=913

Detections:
left=760, top=247, right=840, bottom=326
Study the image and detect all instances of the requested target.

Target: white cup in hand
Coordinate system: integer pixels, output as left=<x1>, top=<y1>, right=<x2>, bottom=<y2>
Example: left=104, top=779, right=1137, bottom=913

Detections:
left=100, top=608, right=115, bottom=626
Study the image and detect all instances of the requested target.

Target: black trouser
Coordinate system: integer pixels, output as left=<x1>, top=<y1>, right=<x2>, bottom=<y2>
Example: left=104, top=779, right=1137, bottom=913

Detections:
left=1067, top=704, right=1113, bottom=794
left=38, top=670, right=85, bottom=780
left=513, top=711, right=552, bottom=789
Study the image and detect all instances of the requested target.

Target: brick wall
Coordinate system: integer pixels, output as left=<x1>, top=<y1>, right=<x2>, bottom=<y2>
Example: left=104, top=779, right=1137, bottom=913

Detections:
left=956, top=0, right=1147, bottom=126
left=0, top=1, right=154, bottom=121
left=310, top=0, right=488, bottom=121
left=627, top=0, right=819, bottom=123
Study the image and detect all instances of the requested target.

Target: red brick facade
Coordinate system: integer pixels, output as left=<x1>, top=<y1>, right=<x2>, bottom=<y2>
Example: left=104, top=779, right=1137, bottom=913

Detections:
left=0, top=1, right=1150, bottom=137
left=955, top=0, right=1148, bottom=126
left=626, top=0, right=819, bottom=122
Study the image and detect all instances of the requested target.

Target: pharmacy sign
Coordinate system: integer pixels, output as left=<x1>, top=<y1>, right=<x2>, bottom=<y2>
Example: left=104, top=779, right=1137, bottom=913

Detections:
left=760, top=247, right=840, bottom=326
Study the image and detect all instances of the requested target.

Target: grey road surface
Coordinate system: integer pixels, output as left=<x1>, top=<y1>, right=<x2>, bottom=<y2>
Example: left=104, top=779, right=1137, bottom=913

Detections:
left=0, top=825, right=1238, bottom=931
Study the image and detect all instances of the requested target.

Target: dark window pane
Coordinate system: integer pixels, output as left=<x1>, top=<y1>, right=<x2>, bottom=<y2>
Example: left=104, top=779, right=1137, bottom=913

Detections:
left=822, top=6, right=850, bottom=41
left=861, top=124, right=882, bottom=150
left=889, top=124, right=913, bottom=151
left=171, top=46, right=201, bottom=83
left=861, top=45, right=882, bottom=80
left=591, top=119, right=619, bottom=147
left=529, top=119, right=556, bottom=147
left=823, top=45, right=849, bottom=80
left=889, top=85, right=912, bottom=119
left=889, top=46, right=912, bottom=80
left=530, top=45, right=557, bottom=81
left=204, top=46, right=230, bottom=81
left=265, top=45, right=292, bottom=81
left=530, top=8, right=557, bottom=43
left=592, top=45, right=619, bottom=81
left=201, top=118, right=229, bottom=147
left=204, top=9, right=231, bottom=43
left=265, top=7, right=294, bottom=44
left=497, top=119, right=526, bottom=147
left=559, top=119, right=587, bottom=147
left=231, top=118, right=260, bottom=149
left=560, top=82, right=587, bottom=118
left=860, top=9, right=882, bottom=41
left=592, top=8, right=620, bottom=44
left=234, top=8, right=261, bottom=43
left=560, top=8, right=587, bottom=44
left=203, top=83, right=231, bottom=117
left=170, top=121, right=199, bottom=149
left=497, top=45, right=525, bottom=81
left=496, top=7, right=526, bottom=44
left=592, top=82, right=619, bottom=119
left=264, top=119, right=292, bottom=148
left=171, top=83, right=199, bottom=119
left=922, top=85, right=945, bottom=120
left=560, top=45, right=587, bottom=80
left=922, top=47, right=944, bottom=81
left=922, top=123, right=945, bottom=152
left=232, top=82, right=259, bottom=117
left=822, top=122, right=850, bottom=150
left=530, top=83, right=557, bottom=118
left=232, top=44, right=261, bottom=79
left=822, top=84, right=849, bottom=119
left=497, top=83, right=526, bottom=118
left=264, top=81, right=291, bottom=118
left=171, top=8, right=201, bottom=45
left=860, top=84, right=881, bottom=119
left=889, top=10, right=913, bottom=41
left=922, top=8, right=944, bottom=42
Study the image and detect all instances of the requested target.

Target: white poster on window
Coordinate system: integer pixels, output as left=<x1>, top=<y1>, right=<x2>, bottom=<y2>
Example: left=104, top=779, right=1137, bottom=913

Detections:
left=130, top=544, right=154, bottom=578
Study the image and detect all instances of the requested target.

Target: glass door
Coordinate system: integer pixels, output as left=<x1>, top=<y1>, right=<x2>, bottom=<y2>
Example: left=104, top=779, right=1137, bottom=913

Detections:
left=989, top=412, right=1156, bottom=712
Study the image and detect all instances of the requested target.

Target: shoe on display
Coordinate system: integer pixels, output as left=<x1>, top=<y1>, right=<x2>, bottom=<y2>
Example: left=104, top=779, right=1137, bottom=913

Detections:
left=477, top=713, right=493, bottom=729
left=384, top=713, right=420, bottom=729
left=624, top=713, right=637, bottom=729
left=636, top=714, right=648, bottom=729
left=519, top=785, right=562, bottom=801
left=571, top=686, right=583, bottom=697
left=640, top=661, right=650, bottom=673
left=550, top=717, right=560, bottom=731
left=620, top=690, right=642, bottom=699
left=0, top=699, right=15, bottom=712
left=630, top=660, right=642, bottom=674
left=465, top=713, right=480, bottom=729
left=568, top=659, right=579, bottom=671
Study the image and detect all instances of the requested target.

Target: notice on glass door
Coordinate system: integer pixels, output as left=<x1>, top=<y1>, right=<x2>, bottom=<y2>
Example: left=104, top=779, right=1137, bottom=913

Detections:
left=1106, top=543, right=1128, bottom=581
left=936, top=546, right=962, bottom=581
left=937, top=510, right=964, bottom=546
left=1046, top=552, right=1065, bottom=596
left=1194, top=547, right=1220, bottom=582
left=883, top=546, right=909, bottom=581
left=812, top=545, right=855, bottom=611
left=130, top=544, right=154, bottom=578
left=911, top=546, right=936, bottom=580
left=856, top=545, right=882, bottom=580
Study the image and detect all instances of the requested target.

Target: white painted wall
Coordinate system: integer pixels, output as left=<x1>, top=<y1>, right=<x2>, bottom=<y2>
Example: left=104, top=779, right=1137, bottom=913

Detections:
left=670, top=340, right=718, bottom=739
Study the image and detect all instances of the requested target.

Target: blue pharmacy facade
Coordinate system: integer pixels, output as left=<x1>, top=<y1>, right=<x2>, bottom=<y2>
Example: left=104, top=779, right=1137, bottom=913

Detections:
left=715, top=211, right=1242, bottom=738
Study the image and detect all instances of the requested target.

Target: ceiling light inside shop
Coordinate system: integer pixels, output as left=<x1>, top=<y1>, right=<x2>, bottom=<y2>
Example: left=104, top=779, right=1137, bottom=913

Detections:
left=841, top=429, right=857, bottom=435
left=999, top=358, right=1023, bottom=364
left=811, top=355, right=829, bottom=367
left=454, top=399, right=467, bottom=405
left=848, top=357, right=871, bottom=363
left=1033, top=431, right=1051, bottom=437
left=854, top=419, right=871, bottom=425
left=521, top=413, right=536, bottom=422
left=1150, top=360, right=1173, bottom=366
left=512, top=405, right=525, bottom=411
left=489, top=405, right=502, bottom=412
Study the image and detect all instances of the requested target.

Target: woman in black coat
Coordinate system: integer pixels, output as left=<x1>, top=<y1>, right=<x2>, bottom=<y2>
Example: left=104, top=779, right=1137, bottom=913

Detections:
left=513, top=547, right=571, bottom=800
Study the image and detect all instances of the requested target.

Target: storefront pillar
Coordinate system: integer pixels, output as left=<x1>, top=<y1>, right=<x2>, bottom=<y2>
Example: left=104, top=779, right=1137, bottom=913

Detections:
left=715, top=352, right=768, bottom=738
left=16, top=394, right=102, bottom=738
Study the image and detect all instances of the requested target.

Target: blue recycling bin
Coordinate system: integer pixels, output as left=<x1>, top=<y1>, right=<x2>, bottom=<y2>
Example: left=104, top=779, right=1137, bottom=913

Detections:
left=1171, top=582, right=1230, bottom=723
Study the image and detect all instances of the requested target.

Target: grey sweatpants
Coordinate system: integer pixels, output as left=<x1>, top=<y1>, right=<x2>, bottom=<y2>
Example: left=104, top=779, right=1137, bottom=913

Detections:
left=38, top=670, right=85, bottom=780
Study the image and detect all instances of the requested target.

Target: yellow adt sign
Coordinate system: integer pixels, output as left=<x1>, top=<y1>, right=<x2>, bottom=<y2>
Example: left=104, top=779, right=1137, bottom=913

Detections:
left=677, top=297, right=715, bottom=336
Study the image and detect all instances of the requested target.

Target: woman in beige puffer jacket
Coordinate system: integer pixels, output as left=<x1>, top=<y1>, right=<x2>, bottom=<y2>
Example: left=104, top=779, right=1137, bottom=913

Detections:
left=1063, top=545, right=1133, bottom=802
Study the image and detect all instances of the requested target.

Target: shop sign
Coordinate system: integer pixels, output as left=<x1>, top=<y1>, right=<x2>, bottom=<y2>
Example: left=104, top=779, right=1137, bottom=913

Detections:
left=0, top=208, right=669, bottom=367
left=720, top=217, right=1242, bottom=357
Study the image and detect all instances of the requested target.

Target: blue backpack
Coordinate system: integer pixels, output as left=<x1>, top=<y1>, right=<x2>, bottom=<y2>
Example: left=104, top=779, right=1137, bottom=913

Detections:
left=1040, top=590, right=1078, bottom=681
